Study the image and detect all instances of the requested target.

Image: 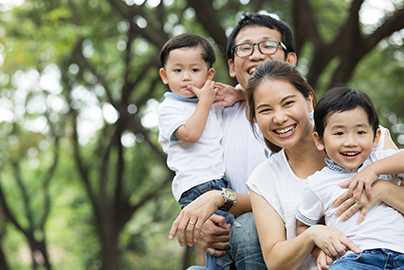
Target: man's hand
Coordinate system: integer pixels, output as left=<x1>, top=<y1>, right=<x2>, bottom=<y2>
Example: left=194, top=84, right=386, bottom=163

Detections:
left=168, top=190, right=224, bottom=247
left=215, top=82, right=245, bottom=107
left=198, top=214, right=231, bottom=257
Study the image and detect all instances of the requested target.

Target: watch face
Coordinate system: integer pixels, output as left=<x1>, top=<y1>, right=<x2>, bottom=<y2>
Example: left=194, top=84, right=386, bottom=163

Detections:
left=225, top=189, right=236, bottom=200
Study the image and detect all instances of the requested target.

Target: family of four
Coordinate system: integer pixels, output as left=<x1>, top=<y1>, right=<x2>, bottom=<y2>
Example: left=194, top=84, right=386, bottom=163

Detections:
left=157, top=12, right=404, bottom=270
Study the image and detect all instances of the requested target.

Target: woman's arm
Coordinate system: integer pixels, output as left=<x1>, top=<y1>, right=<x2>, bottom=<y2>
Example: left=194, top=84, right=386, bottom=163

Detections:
left=168, top=189, right=252, bottom=247
left=343, top=149, right=404, bottom=202
left=250, top=190, right=359, bottom=270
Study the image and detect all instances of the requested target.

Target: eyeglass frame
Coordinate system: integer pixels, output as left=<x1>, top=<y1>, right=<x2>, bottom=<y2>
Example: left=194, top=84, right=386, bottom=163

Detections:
left=232, top=40, right=288, bottom=58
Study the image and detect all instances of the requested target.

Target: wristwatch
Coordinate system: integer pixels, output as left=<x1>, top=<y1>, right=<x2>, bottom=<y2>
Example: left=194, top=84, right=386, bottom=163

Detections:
left=219, top=188, right=237, bottom=212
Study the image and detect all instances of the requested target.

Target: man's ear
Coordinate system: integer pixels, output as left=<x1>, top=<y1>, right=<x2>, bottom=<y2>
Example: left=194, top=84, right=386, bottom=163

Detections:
left=207, top=68, right=215, bottom=80
left=286, top=52, right=297, bottom=66
left=159, top=68, right=169, bottom=84
left=313, top=132, right=325, bottom=151
left=373, top=128, right=382, bottom=148
left=228, top=59, right=236, bottom=78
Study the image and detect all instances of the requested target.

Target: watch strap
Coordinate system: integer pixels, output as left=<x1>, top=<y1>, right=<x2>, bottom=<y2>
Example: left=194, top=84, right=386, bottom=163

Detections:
left=219, top=201, right=233, bottom=212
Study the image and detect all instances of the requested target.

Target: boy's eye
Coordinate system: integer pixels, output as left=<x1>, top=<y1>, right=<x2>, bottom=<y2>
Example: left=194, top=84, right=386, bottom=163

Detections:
left=334, top=132, right=344, bottom=136
left=192, top=68, right=199, bottom=72
left=357, top=130, right=366, bottom=135
left=174, top=69, right=181, bottom=72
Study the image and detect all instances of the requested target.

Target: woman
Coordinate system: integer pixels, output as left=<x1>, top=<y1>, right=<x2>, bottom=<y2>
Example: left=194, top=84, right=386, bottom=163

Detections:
left=245, top=60, right=404, bottom=269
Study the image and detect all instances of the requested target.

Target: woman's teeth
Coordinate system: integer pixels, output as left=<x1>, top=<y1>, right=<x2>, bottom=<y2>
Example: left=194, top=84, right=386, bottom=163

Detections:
left=275, top=125, right=296, bottom=135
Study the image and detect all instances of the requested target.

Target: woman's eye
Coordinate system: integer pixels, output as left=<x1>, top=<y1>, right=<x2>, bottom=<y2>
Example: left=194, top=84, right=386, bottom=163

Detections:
left=284, top=101, right=294, bottom=106
left=258, top=108, right=271, bottom=114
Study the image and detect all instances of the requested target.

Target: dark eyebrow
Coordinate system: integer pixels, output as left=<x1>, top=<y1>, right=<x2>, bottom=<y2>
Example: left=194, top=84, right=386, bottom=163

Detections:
left=330, top=123, right=369, bottom=130
left=255, top=95, right=297, bottom=111
left=281, top=94, right=297, bottom=103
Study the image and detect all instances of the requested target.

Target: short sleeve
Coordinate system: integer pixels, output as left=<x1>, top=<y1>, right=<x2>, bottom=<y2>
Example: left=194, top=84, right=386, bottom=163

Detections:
left=247, top=161, right=283, bottom=217
left=158, top=102, right=187, bottom=143
left=296, top=183, right=325, bottom=226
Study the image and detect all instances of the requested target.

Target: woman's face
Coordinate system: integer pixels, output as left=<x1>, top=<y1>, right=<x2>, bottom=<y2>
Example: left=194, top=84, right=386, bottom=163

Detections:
left=253, top=79, right=314, bottom=150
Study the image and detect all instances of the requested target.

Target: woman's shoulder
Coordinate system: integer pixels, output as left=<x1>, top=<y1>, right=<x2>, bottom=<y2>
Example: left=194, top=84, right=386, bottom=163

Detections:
left=249, top=150, right=287, bottom=180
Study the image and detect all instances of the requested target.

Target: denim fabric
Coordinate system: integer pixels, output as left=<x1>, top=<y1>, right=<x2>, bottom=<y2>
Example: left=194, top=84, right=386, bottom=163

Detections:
left=229, top=212, right=266, bottom=270
left=330, top=248, right=404, bottom=270
left=179, top=178, right=236, bottom=270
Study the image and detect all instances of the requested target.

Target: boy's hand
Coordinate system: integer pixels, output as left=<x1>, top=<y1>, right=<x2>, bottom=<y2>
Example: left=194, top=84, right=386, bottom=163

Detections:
left=316, top=251, right=333, bottom=270
left=215, top=82, right=245, bottom=106
left=187, top=80, right=217, bottom=104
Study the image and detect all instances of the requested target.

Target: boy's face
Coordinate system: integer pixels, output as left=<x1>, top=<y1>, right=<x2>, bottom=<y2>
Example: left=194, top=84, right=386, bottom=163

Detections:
left=313, top=107, right=381, bottom=170
left=159, top=46, right=214, bottom=98
left=228, top=25, right=296, bottom=89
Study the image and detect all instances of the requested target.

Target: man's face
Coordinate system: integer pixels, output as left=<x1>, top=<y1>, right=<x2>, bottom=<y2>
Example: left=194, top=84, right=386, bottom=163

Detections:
left=228, top=25, right=296, bottom=89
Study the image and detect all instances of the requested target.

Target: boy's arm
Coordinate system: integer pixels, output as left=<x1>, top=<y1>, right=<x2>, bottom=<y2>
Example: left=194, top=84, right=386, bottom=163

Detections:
left=174, top=80, right=216, bottom=144
left=296, top=220, right=310, bottom=236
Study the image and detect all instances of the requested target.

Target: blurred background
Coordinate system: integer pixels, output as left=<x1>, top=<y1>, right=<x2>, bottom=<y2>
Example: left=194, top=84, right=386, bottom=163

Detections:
left=0, top=0, right=403, bottom=269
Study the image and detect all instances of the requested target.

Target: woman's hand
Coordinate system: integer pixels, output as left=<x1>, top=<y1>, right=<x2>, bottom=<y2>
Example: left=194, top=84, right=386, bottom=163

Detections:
left=333, top=180, right=385, bottom=223
left=338, top=167, right=379, bottom=202
left=308, top=225, right=360, bottom=257
left=168, top=190, right=224, bottom=247
left=316, top=250, right=333, bottom=270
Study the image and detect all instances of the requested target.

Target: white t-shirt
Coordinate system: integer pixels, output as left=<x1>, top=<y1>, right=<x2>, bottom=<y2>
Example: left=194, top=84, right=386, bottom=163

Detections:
left=158, top=92, right=225, bottom=201
left=297, top=149, right=404, bottom=255
left=222, top=100, right=268, bottom=194
left=246, top=149, right=317, bottom=270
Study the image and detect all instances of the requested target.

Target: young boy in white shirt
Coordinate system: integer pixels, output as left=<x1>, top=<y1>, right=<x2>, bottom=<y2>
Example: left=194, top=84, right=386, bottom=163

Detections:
left=158, top=33, right=236, bottom=223
left=296, top=87, right=404, bottom=269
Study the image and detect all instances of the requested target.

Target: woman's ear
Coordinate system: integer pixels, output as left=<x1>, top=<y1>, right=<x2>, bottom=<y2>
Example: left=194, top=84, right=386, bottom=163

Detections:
left=313, top=132, right=325, bottom=151
left=307, top=92, right=314, bottom=113
left=373, top=128, right=382, bottom=148
left=159, top=68, right=169, bottom=84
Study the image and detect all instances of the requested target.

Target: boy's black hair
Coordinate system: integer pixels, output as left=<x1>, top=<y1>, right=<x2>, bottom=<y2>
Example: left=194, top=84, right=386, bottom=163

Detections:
left=314, top=87, right=379, bottom=139
left=159, top=33, right=216, bottom=69
left=226, top=12, right=296, bottom=61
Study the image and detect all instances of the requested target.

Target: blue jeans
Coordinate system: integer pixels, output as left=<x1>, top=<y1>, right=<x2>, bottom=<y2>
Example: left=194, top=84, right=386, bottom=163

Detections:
left=229, top=212, right=266, bottom=270
left=187, top=212, right=266, bottom=270
left=329, top=248, right=404, bottom=269
left=180, top=179, right=236, bottom=270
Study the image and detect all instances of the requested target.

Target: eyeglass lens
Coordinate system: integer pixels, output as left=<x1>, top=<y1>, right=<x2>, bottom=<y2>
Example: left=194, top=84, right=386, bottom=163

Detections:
left=235, top=41, right=281, bottom=57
